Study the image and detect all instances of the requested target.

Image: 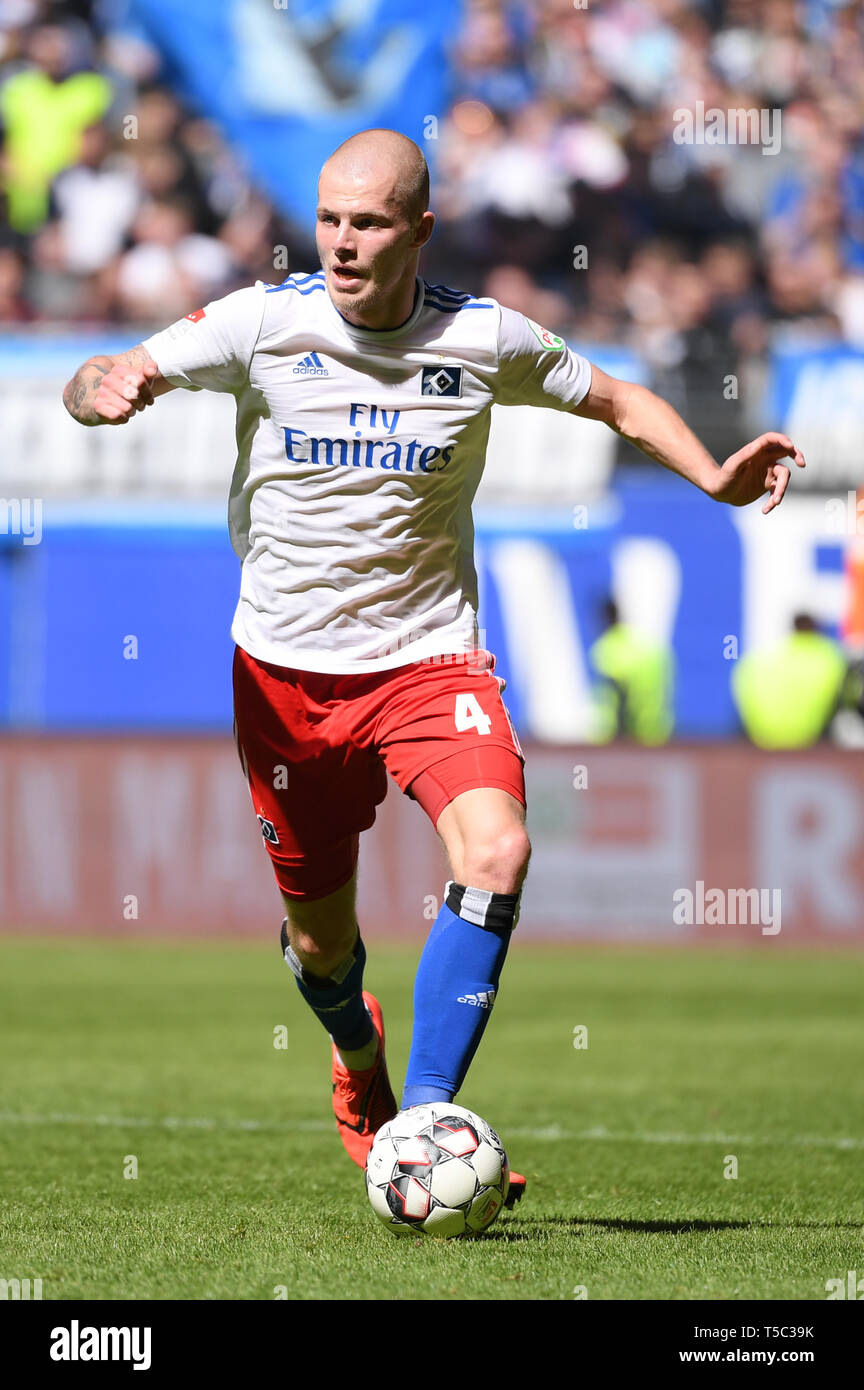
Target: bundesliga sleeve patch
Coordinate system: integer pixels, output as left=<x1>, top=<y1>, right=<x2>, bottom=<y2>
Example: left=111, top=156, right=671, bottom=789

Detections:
left=164, top=306, right=208, bottom=342
left=526, top=317, right=565, bottom=351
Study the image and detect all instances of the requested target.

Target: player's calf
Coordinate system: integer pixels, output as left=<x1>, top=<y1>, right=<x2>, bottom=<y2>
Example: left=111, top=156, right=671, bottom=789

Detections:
left=279, top=919, right=398, bottom=1166
left=401, top=879, right=522, bottom=1109
left=281, top=919, right=376, bottom=1058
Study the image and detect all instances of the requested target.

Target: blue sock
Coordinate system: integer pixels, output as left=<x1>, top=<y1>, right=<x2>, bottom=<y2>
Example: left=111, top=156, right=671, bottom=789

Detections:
left=402, top=882, right=521, bottom=1108
left=280, top=921, right=374, bottom=1053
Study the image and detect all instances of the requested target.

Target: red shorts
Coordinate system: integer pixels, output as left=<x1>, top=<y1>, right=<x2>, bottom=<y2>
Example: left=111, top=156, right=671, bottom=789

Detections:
left=232, top=644, right=526, bottom=901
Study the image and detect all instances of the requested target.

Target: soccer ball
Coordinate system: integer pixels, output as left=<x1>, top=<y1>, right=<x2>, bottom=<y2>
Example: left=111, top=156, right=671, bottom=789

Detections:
left=366, top=1102, right=509, bottom=1238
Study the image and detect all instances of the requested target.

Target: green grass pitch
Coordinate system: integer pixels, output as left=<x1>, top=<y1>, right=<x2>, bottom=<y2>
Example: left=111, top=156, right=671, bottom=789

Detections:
left=1, top=937, right=862, bottom=1301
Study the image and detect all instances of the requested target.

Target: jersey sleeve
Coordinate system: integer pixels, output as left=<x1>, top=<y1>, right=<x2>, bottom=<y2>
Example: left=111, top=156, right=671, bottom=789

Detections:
left=494, top=304, right=592, bottom=410
left=140, top=284, right=267, bottom=393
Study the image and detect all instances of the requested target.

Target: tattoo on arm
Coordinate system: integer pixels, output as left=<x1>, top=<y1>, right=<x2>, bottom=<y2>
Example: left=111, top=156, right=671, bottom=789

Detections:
left=62, top=346, right=167, bottom=425
left=116, top=344, right=172, bottom=396
left=114, top=345, right=156, bottom=370
left=63, top=356, right=115, bottom=425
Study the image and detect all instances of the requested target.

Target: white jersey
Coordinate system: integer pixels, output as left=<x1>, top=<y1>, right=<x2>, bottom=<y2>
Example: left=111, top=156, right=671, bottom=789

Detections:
left=142, top=272, right=591, bottom=673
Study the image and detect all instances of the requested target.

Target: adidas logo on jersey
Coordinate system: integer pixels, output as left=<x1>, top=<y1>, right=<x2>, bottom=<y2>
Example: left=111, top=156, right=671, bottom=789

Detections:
left=292, top=352, right=328, bottom=376
left=457, top=990, right=496, bottom=1009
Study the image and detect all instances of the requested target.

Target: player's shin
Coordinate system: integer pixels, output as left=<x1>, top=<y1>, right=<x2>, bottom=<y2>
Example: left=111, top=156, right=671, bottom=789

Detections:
left=280, top=921, right=377, bottom=1066
left=401, top=882, right=521, bottom=1108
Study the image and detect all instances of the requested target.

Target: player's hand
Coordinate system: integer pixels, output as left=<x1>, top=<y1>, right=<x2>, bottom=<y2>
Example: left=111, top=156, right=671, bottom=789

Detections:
left=710, top=432, right=805, bottom=513
left=92, top=360, right=160, bottom=425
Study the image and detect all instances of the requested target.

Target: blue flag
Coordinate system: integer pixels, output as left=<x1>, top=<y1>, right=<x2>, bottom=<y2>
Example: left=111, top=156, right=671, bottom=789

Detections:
left=130, top=0, right=458, bottom=228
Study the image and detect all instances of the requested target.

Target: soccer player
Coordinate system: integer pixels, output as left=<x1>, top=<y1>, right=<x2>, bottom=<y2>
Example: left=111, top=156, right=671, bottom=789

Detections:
left=63, top=129, right=804, bottom=1202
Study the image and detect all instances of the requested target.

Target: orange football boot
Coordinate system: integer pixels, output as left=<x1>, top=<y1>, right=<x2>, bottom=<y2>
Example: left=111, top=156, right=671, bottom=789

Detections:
left=505, top=1172, right=527, bottom=1207
left=331, top=991, right=398, bottom=1167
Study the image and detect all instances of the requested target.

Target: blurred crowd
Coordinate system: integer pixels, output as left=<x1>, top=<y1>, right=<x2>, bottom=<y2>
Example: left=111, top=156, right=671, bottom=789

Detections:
left=0, top=4, right=286, bottom=325
left=1, top=0, right=864, bottom=454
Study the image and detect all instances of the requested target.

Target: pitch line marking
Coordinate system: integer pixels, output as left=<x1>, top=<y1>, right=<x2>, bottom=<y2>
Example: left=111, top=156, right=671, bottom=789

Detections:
left=0, top=1111, right=861, bottom=1151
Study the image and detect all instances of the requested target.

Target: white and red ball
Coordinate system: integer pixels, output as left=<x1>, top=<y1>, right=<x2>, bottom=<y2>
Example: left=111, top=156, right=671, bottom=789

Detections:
left=366, top=1102, right=509, bottom=1238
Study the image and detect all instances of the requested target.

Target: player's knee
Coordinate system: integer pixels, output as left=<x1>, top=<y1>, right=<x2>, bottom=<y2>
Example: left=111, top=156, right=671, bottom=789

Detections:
left=459, top=826, right=531, bottom=895
left=281, top=899, right=358, bottom=979
left=291, top=923, right=356, bottom=973
left=290, top=929, right=357, bottom=979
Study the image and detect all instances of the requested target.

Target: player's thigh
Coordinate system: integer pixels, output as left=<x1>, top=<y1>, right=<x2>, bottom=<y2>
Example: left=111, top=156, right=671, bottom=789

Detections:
left=374, top=648, right=531, bottom=893
left=232, top=645, right=387, bottom=901
left=281, top=865, right=357, bottom=928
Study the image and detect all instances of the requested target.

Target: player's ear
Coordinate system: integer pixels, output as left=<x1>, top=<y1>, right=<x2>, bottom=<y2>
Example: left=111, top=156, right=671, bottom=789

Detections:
left=411, top=210, right=435, bottom=250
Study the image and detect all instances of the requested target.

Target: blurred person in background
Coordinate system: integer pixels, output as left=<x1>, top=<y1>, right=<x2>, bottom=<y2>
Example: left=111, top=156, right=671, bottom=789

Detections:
left=111, top=194, right=233, bottom=323
left=48, top=120, right=139, bottom=277
left=731, top=612, right=851, bottom=749
left=0, top=243, right=30, bottom=320
left=0, top=22, right=112, bottom=233
left=2, top=0, right=864, bottom=356
left=480, top=262, right=575, bottom=337
left=128, top=87, right=216, bottom=233
left=451, top=0, right=535, bottom=110
left=589, top=597, right=675, bottom=745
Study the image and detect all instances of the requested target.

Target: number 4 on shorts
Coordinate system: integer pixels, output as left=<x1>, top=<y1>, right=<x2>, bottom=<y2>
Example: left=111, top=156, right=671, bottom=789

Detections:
left=454, top=693, right=492, bottom=735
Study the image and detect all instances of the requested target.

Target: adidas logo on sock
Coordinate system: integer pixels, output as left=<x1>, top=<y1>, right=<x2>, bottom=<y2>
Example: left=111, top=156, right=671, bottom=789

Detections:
left=292, top=352, right=328, bottom=376
left=457, top=990, right=496, bottom=1009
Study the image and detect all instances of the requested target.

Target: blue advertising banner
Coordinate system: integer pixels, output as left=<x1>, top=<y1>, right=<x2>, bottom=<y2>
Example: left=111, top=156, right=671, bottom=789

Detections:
left=1, top=338, right=851, bottom=738
left=129, top=0, right=458, bottom=227
left=0, top=481, right=754, bottom=737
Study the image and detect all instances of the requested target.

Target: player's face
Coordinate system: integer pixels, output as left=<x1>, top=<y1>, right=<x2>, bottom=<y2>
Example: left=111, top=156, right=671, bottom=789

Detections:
left=316, top=166, right=425, bottom=325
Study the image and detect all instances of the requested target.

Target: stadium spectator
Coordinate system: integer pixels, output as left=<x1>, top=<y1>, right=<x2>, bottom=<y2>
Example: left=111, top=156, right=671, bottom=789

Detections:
left=0, top=22, right=112, bottom=232
left=732, top=612, right=850, bottom=749
left=589, top=598, right=675, bottom=745
left=1, top=0, right=863, bottom=360
left=451, top=1, right=536, bottom=109
left=129, top=87, right=216, bottom=233
left=0, top=243, right=29, bottom=320
left=112, top=195, right=234, bottom=323
left=480, top=262, right=576, bottom=336
left=48, top=121, right=139, bottom=277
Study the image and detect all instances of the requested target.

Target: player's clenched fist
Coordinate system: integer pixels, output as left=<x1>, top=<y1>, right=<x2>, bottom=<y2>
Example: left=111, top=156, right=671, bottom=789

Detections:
left=92, top=360, right=160, bottom=424
left=63, top=349, right=168, bottom=427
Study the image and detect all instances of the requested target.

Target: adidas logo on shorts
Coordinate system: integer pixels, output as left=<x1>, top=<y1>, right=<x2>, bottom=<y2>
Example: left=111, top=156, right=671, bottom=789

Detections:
left=457, top=990, right=496, bottom=1009
left=292, top=352, right=328, bottom=376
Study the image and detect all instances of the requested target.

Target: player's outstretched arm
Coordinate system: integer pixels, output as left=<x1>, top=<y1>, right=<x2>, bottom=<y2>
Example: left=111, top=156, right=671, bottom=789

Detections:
left=574, top=364, right=805, bottom=513
left=63, top=344, right=175, bottom=427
